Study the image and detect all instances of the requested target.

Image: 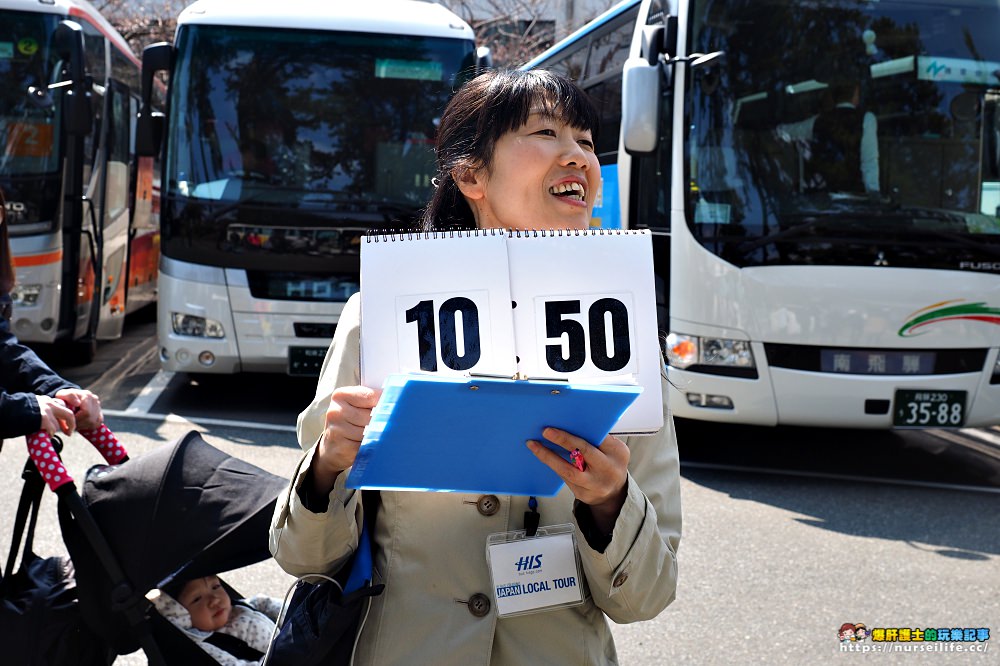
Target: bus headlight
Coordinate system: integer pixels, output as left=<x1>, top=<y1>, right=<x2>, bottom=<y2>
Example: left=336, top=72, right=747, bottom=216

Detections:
left=665, top=333, right=755, bottom=369
left=665, top=333, right=699, bottom=368
left=701, top=337, right=755, bottom=368
left=10, top=284, right=42, bottom=307
left=171, top=313, right=225, bottom=338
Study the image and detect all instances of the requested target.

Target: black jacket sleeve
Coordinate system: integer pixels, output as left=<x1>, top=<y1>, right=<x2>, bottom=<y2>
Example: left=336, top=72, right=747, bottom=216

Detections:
left=0, top=326, right=78, bottom=439
left=0, top=390, right=43, bottom=439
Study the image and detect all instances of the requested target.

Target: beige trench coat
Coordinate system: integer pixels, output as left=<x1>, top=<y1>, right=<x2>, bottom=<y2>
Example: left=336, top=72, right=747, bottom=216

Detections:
left=270, top=294, right=681, bottom=665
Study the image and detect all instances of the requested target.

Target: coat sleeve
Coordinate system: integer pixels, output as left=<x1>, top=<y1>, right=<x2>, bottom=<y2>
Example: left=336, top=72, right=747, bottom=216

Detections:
left=573, top=374, right=681, bottom=623
left=1, top=328, right=78, bottom=439
left=0, top=390, right=41, bottom=439
left=295, top=293, right=362, bottom=451
left=269, top=445, right=361, bottom=578
left=271, top=293, right=363, bottom=577
left=0, top=328, right=78, bottom=396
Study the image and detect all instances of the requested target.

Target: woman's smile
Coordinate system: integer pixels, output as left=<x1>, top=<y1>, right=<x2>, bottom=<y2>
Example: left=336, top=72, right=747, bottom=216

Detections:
left=549, top=178, right=588, bottom=206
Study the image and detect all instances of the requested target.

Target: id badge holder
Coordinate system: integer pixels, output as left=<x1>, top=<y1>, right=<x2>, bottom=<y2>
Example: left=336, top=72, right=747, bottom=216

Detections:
left=486, top=524, right=584, bottom=618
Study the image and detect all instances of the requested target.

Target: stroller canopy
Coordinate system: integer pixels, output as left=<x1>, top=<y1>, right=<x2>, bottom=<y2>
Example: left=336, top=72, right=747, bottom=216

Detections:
left=79, top=430, right=288, bottom=593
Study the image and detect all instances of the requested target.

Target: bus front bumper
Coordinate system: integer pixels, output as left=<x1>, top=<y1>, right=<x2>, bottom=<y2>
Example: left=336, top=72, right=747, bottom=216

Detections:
left=668, top=353, right=1000, bottom=429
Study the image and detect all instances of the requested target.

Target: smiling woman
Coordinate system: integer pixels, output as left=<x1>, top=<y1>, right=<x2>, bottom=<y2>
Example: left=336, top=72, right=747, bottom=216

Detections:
left=270, top=69, right=682, bottom=665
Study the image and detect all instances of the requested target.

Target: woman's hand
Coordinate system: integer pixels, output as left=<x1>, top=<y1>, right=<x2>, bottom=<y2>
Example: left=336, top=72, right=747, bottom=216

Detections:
left=312, top=385, right=381, bottom=496
left=527, top=428, right=629, bottom=534
left=35, top=395, right=77, bottom=435
left=54, top=388, right=103, bottom=430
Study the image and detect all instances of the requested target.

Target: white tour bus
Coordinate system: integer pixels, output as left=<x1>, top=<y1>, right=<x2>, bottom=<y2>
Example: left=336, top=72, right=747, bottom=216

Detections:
left=1, top=0, right=159, bottom=360
left=527, top=0, right=1000, bottom=429
left=137, top=0, right=483, bottom=376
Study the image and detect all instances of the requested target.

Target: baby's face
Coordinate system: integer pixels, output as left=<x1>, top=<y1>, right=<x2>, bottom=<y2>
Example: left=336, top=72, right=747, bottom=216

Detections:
left=178, top=575, right=232, bottom=631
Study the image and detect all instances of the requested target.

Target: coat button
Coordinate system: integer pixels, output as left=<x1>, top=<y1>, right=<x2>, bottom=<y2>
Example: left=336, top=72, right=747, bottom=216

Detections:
left=476, top=495, right=500, bottom=516
left=612, top=572, right=629, bottom=588
left=468, top=593, right=491, bottom=617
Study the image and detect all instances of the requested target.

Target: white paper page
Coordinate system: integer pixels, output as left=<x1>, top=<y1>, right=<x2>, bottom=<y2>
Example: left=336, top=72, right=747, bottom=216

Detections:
left=360, top=231, right=517, bottom=388
left=505, top=230, right=663, bottom=433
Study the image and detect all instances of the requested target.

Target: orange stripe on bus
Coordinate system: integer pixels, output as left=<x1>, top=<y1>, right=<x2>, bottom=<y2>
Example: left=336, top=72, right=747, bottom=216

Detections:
left=13, top=250, right=63, bottom=267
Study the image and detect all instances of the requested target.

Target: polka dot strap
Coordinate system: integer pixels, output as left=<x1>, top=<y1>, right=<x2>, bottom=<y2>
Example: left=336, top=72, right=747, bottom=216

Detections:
left=78, top=424, right=128, bottom=465
left=26, top=431, right=73, bottom=492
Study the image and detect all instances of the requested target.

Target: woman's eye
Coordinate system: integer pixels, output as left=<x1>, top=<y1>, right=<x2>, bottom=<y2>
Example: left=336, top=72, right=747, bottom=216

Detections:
left=578, top=138, right=595, bottom=150
left=534, top=128, right=556, bottom=137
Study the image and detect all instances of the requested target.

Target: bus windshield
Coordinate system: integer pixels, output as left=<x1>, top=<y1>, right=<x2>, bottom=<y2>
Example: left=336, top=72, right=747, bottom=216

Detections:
left=685, top=0, right=1000, bottom=270
left=163, top=24, right=475, bottom=270
left=0, top=10, right=62, bottom=178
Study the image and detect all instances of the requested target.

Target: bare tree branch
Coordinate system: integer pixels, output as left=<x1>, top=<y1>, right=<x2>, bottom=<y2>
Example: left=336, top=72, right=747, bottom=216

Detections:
left=98, top=0, right=563, bottom=67
left=97, top=0, right=184, bottom=55
left=441, top=0, right=557, bottom=68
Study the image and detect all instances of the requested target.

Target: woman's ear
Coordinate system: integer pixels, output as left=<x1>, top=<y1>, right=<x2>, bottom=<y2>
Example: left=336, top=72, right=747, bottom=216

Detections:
left=453, top=166, right=486, bottom=201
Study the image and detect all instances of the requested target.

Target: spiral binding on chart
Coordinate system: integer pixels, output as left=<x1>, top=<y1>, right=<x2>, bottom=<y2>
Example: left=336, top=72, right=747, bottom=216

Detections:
left=365, top=228, right=647, bottom=242
left=365, top=228, right=504, bottom=242
left=507, top=228, right=646, bottom=238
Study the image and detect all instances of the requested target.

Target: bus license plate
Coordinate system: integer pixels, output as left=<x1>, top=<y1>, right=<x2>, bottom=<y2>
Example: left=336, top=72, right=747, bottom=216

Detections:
left=892, top=390, right=966, bottom=428
left=289, top=347, right=327, bottom=376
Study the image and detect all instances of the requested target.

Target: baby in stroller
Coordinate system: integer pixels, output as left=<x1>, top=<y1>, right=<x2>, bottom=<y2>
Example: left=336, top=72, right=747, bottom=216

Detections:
left=150, top=573, right=282, bottom=665
left=49, top=429, right=291, bottom=666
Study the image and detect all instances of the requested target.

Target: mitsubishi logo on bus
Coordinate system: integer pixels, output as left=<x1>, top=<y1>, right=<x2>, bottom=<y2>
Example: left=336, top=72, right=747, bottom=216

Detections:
left=898, top=299, right=1000, bottom=337
left=874, top=251, right=889, bottom=267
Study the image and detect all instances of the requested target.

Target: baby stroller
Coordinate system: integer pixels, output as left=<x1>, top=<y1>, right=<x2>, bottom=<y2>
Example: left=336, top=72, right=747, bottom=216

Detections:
left=14, top=426, right=288, bottom=665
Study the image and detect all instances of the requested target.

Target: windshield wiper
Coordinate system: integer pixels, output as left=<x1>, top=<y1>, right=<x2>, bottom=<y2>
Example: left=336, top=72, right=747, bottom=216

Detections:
left=734, top=216, right=869, bottom=255
left=911, top=228, right=1000, bottom=258
left=293, top=189, right=421, bottom=212
left=735, top=207, right=1000, bottom=258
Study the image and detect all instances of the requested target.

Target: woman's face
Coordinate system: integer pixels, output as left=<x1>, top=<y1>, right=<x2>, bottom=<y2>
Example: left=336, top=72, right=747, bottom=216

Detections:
left=459, top=110, right=600, bottom=231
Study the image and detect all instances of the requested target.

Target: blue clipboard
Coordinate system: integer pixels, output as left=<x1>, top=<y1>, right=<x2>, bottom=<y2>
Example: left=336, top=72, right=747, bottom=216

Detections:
left=346, top=373, right=642, bottom=496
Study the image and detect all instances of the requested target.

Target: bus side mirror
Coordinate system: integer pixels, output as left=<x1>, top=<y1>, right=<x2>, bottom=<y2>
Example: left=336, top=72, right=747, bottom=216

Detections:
left=136, top=111, right=165, bottom=157
left=53, top=21, right=92, bottom=136
left=53, top=20, right=85, bottom=82
left=622, top=57, right=660, bottom=155
left=476, top=46, right=493, bottom=72
left=137, top=42, right=172, bottom=157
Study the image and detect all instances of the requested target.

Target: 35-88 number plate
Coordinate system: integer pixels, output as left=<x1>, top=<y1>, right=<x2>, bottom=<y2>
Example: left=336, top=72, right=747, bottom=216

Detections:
left=892, top=390, right=966, bottom=427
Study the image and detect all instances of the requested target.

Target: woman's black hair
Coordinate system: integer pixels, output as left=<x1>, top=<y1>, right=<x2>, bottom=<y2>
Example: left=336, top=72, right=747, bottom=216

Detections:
left=421, top=69, right=600, bottom=231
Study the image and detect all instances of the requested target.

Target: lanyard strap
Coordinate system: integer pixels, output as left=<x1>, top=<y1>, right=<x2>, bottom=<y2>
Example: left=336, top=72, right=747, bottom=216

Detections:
left=524, top=496, right=539, bottom=537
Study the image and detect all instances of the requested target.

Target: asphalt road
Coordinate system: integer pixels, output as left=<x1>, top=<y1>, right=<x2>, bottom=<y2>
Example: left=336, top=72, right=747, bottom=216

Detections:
left=2, top=311, right=996, bottom=664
